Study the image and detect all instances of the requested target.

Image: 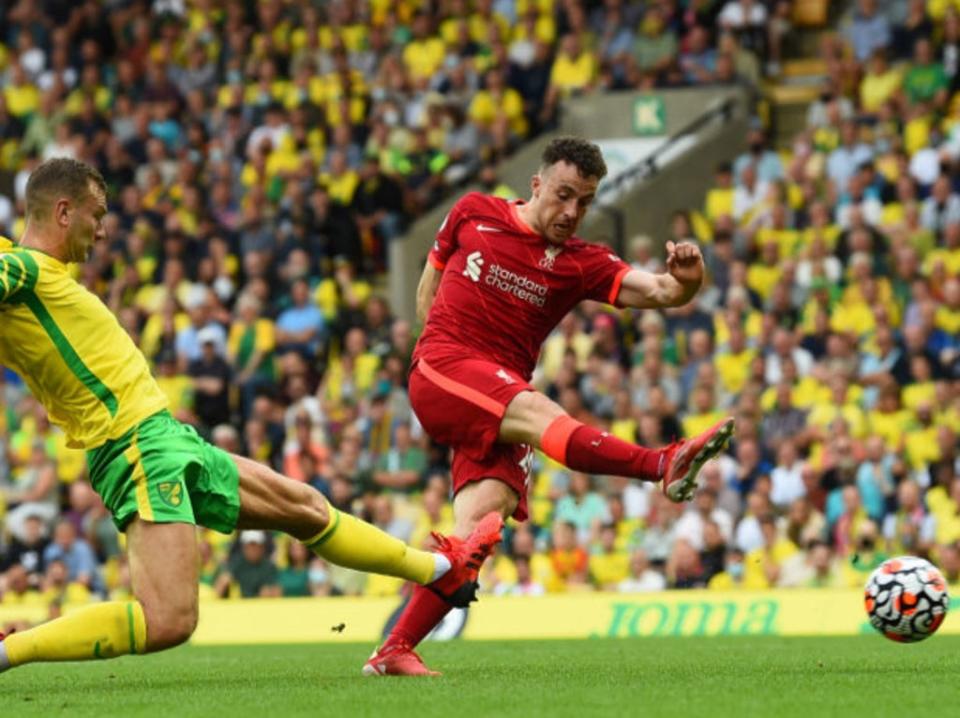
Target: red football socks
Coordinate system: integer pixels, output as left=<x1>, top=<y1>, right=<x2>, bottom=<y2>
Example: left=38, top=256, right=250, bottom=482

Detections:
left=383, top=585, right=452, bottom=649
left=540, top=415, right=666, bottom=481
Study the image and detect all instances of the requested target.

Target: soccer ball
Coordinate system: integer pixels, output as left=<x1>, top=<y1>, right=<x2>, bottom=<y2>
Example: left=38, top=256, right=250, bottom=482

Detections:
left=864, top=556, right=949, bottom=643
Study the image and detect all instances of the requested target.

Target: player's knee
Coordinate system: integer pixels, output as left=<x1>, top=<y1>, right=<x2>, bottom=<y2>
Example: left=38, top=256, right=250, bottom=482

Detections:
left=143, top=601, right=198, bottom=651
left=288, top=484, right=330, bottom=541
left=503, top=391, right=565, bottom=444
left=308, top=487, right=330, bottom=531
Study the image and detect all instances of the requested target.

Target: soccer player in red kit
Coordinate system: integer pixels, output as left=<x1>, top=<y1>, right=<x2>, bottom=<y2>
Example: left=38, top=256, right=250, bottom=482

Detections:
left=363, top=137, right=734, bottom=676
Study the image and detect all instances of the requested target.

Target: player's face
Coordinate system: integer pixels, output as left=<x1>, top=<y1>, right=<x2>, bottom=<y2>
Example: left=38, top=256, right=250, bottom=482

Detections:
left=66, top=182, right=108, bottom=263
left=531, top=161, right=598, bottom=244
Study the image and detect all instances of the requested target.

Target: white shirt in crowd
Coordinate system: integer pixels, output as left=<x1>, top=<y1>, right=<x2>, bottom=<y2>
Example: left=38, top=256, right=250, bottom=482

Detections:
left=770, top=461, right=807, bottom=509
left=618, top=571, right=667, bottom=593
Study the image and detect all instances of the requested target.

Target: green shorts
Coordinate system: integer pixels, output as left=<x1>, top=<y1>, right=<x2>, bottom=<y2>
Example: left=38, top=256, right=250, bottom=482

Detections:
left=87, top=411, right=240, bottom=533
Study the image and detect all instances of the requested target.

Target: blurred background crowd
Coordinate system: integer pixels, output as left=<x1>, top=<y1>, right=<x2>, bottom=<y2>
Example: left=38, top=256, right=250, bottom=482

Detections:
left=3, top=0, right=960, bottom=609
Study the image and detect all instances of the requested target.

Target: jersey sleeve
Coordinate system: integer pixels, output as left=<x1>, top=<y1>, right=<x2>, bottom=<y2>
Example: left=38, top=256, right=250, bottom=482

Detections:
left=580, top=244, right=631, bottom=307
left=428, top=193, right=480, bottom=270
left=0, top=251, right=37, bottom=304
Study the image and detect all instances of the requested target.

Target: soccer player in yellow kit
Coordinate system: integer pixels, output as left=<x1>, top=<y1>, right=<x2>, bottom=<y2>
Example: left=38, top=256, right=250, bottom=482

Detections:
left=0, top=158, right=502, bottom=673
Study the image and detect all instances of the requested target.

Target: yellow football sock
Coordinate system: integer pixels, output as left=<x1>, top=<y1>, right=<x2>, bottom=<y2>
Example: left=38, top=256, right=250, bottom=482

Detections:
left=4, top=601, right=147, bottom=667
left=305, top=502, right=437, bottom=584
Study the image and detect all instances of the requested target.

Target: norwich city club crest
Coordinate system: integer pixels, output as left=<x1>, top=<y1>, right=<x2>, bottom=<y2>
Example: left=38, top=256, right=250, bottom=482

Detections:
left=157, top=481, right=184, bottom=507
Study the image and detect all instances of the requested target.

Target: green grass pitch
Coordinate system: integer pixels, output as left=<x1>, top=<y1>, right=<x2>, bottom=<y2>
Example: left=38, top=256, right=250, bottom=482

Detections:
left=4, top=636, right=959, bottom=717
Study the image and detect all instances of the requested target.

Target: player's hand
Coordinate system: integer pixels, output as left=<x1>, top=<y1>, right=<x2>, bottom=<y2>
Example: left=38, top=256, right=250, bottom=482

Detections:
left=665, top=240, right=704, bottom=287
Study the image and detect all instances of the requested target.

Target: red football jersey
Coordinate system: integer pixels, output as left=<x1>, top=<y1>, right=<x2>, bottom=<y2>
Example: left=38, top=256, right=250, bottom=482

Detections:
left=415, top=192, right=631, bottom=379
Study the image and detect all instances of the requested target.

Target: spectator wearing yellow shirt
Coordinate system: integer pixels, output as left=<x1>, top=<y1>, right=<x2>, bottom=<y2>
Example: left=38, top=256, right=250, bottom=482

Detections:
left=682, top=384, right=727, bottom=439
left=929, top=477, right=960, bottom=546
left=511, top=6, right=557, bottom=46
left=936, top=278, right=960, bottom=333
left=905, top=403, right=941, bottom=470
left=610, top=390, right=638, bottom=443
left=227, top=293, right=276, bottom=415
left=704, top=162, right=735, bottom=222
left=409, top=479, right=456, bottom=550
left=902, top=354, right=936, bottom=413
left=541, top=34, right=596, bottom=123
left=807, top=378, right=869, bottom=440
left=468, top=0, right=511, bottom=44
left=540, top=311, right=595, bottom=382
left=589, top=524, right=631, bottom=590
left=320, top=326, right=381, bottom=409
left=154, top=350, right=195, bottom=423
left=4, top=62, right=40, bottom=119
left=746, top=239, right=783, bottom=301
left=800, top=200, right=841, bottom=251
left=742, top=515, right=798, bottom=589
left=468, top=68, right=529, bottom=150
left=713, top=323, right=756, bottom=396
left=319, top=150, right=360, bottom=206
left=922, top=221, right=960, bottom=276
left=867, top=382, right=912, bottom=452
left=402, top=13, right=446, bottom=82
left=883, top=480, right=935, bottom=556
left=140, top=291, right=191, bottom=361
left=318, top=4, right=368, bottom=53
left=0, top=564, right=45, bottom=607
left=244, top=59, right=290, bottom=110
left=486, top=525, right=555, bottom=592
left=714, top=287, right=763, bottom=345
left=860, top=49, right=902, bottom=116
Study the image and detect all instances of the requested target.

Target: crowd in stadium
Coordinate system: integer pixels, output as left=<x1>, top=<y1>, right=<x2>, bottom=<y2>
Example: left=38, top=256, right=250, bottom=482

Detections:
left=2, top=0, right=960, bottom=608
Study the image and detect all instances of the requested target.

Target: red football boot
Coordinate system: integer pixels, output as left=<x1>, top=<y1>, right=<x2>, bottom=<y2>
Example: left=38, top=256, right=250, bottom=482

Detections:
left=362, top=641, right=441, bottom=677
left=427, top=511, right=504, bottom=607
left=361, top=512, right=503, bottom=678
left=661, top=417, right=735, bottom=502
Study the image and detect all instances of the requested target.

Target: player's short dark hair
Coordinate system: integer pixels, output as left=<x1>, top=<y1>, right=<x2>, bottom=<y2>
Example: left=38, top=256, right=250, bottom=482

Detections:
left=26, top=158, right=106, bottom=220
left=540, top=136, right=607, bottom=180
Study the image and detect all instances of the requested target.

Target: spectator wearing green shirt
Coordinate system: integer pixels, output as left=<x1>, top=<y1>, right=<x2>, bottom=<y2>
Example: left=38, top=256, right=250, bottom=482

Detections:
left=554, top=472, right=611, bottom=543
left=372, top=424, right=427, bottom=494
left=214, top=531, right=281, bottom=598
left=631, top=7, right=678, bottom=83
left=277, top=541, right=314, bottom=597
left=904, top=38, right=949, bottom=109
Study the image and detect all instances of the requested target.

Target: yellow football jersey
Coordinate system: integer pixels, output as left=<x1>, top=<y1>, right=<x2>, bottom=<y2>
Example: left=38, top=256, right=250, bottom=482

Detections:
left=0, top=239, right=168, bottom=449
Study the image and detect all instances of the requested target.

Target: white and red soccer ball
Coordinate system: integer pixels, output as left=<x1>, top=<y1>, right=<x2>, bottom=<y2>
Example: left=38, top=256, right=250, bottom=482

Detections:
left=864, top=556, right=949, bottom=643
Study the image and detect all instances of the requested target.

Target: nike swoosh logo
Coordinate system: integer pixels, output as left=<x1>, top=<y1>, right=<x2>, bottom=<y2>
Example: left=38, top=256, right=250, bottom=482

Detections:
left=476, top=224, right=500, bottom=232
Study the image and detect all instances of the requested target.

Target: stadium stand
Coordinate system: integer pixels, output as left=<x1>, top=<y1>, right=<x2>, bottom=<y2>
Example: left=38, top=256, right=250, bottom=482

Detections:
left=3, top=0, right=960, bottom=612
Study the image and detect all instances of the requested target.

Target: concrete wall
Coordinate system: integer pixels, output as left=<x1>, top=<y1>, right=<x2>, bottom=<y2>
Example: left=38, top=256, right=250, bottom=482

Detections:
left=388, top=85, right=750, bottom=322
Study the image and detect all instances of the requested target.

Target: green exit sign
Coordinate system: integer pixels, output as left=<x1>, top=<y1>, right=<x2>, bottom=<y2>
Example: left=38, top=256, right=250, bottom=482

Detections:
left=633, top=96, right=666, bottom=135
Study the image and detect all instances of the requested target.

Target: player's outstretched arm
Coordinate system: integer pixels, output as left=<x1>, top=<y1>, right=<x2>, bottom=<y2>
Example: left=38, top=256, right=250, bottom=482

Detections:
left=416, top=260, right=442, bottom=323
left=615, top=240, right=704, bottom=309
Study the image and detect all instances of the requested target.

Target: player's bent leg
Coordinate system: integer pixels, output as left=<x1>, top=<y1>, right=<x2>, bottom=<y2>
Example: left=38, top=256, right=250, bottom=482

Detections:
left=0, top=518, right=195, bottom=672
left=500, top=390, right=735, bottom=501
left=497, top=389, right=565, bottom=446
left=451, top=478, right=519, bottom=538
left=364, top=479, right=511, bottom=677
left=127, top=518, right=200, bottom=651
left=232, top=454, right=444, bottom=585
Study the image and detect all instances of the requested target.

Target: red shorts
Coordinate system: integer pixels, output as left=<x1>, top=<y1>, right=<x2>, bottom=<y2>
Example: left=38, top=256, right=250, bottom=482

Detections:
left=409, top=351, right=534, bottom=521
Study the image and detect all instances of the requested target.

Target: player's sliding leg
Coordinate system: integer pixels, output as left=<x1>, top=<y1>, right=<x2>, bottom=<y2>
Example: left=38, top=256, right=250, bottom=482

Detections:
left=231, top=455, right=502, bottom=589
left=0, top=520, right=194, bottom=672
left=500, top=390, right=735, bottom=502
left=364, top=479, right=516, bottom=677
